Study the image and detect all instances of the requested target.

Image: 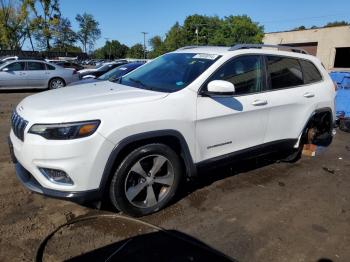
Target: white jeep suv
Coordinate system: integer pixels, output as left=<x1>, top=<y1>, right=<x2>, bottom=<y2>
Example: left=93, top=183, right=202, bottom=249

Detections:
left=9, top=44, right=336, bottom=216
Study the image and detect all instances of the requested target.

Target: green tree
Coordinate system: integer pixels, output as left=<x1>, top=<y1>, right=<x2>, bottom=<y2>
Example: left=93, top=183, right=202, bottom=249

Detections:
left=127, top=43, right=144, bottom=58
left=52, top=17, right=77, bottom=52
left=26, top=0, right=61, bottom=51
left=51, top=44, right=82, bottom=53
left=162, top=22, right=187, bottom=51
left=149, top=14, right=264, bottom=57
left=75, top=12, right=101, bottom=53
left=0, top=0, right=28, bottom=49
left=293, top=25, right=306, bottom=30
left=148, top=35, right=166, bottom=58
left=94, top=40, right=129, bottom=59
left=211, top=15, right=264, bottom=45
left=324, top=21, right=349, bottom=28
left=182, top=14, right=221, bottom=45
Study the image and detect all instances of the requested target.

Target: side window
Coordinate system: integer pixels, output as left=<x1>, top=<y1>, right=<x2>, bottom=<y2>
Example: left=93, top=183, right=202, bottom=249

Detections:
left=267, top=56, right=303, bottom=90
left=6, top=62, right=25, bottom=71
left=207, top=55, right=264, bottom=95
left=46, top=64, right=56, bottom=70
left=27, top=62, right=46, bottom=71
left=300, top=60, right=322, bottom=84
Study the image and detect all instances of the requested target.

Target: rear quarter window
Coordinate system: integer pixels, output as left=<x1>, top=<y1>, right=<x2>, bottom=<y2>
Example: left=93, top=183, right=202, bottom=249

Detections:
left=299, top=60, right=323, bottom=84
left=46, top=64, right=56, bottom=70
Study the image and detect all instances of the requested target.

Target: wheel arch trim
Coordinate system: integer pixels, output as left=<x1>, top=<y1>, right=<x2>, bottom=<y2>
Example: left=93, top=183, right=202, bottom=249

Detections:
left=295, top=107, right=334, bottom=147
left=98, top=129, right=196, bottom=194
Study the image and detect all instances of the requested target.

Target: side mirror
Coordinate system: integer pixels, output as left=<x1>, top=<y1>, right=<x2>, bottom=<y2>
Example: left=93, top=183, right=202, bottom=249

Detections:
left=205, top=80, right=235, bottom=96
left=2, top=67, right=9, bottom=72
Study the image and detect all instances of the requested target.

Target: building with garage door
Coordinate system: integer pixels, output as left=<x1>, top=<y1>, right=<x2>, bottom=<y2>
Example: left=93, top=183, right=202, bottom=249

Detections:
left=263, top=25, right=350, bottom=71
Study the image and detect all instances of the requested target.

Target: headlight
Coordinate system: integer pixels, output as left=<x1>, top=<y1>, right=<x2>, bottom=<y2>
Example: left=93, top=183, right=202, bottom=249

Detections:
left=29, top=120, right=100, bottom=140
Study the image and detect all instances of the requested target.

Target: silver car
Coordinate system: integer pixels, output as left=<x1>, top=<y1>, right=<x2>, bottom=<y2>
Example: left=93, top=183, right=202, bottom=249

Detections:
left=0, top=60, right=79, bottom=90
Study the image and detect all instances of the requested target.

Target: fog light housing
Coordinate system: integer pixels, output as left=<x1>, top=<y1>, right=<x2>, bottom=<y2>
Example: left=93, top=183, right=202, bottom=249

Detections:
left=39, top=168, right=74, bottom=185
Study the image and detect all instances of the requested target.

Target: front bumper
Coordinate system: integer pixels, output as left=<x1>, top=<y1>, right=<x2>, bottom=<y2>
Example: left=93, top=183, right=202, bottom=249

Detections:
left=9, top=123, right=115, bottom=198
left=14, top=162, right=100, bottom=203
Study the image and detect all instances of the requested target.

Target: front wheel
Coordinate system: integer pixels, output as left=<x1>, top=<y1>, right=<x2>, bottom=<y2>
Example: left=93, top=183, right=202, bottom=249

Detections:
left=49, top=78, right=66, bottom=89
left=109, top=143, right=182, bottom=217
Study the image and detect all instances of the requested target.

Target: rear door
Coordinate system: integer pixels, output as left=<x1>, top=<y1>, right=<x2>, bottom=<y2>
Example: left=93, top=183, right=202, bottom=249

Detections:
left=0, top=62, right=27, bottom=89
left=25, top=62, right=49, bottom=88
left=263, top=55, right=321, bottom=143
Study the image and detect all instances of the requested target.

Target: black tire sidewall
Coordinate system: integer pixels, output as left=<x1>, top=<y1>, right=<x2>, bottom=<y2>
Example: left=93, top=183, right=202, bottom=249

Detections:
left=109, top=143, right=182, bottom=217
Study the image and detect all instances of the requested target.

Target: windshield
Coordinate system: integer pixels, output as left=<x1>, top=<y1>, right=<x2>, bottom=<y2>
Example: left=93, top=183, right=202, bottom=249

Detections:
left=99, top=64, right=134, bottom=81
left=120, top=53, right=221, bottom=92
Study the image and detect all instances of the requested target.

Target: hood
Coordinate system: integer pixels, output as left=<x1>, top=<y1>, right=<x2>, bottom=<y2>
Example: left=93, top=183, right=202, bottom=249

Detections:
left=17, top=81, right=169, bottom=120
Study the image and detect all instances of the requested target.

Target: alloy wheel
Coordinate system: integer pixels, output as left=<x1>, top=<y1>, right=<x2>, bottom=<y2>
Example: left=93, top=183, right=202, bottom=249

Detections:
left=124, top=155, right=175, bottom=209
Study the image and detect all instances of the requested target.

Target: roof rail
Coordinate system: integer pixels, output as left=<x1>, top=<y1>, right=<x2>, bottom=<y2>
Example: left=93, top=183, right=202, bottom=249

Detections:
left=229, top=44, right=309, bottom=54
left=177, top=46, right=200, bottom=50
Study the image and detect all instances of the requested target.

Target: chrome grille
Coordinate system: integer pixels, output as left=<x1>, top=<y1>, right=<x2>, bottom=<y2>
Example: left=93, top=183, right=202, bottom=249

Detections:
left=11, top=111, right=28, bottom=141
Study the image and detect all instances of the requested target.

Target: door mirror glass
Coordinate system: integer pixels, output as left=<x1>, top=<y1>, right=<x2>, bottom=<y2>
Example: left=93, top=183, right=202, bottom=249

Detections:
left=207, top=80, right=235, bottom=95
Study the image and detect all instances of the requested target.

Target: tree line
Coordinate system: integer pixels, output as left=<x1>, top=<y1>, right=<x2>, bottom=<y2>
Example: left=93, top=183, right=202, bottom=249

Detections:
left=0, top=0, right=101, bottom=53
left=294, top=21, right=349, bottom=31
left=94, top=14, right=264, bottom=59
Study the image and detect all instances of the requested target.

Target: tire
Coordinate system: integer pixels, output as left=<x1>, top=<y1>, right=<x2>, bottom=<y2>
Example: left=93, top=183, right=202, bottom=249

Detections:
left=281, top=141, right=303, bottom=163
left=48, top=78, right=66, bottom=89
left=109, top=143, right=182, bottom=217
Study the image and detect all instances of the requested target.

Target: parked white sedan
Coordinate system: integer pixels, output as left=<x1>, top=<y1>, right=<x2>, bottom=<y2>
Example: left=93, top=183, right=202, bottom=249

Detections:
left=0, top=60, right=79, bottom=90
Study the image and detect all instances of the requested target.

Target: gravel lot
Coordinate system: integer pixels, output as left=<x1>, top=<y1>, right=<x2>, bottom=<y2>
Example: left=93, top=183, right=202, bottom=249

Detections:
left=0, top=91, right=349, bottom=261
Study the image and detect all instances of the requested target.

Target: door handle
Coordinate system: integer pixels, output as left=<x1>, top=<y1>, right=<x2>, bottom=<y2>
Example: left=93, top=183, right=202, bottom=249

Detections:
left=303, top=92, right=315, bottom=98
left=252, top=99, right=268, bottom=106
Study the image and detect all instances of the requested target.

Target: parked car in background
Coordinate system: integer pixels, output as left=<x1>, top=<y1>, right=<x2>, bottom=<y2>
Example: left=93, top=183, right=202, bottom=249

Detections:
left=0, top=60, right=79, bottom=90
left=69, top=62, right=145, bottom=86
left=0, top=56, right=46, bottom=66
left=54, top=61, right=84, bottom=71
left=78, top=61, right=128, bottom=79
left=0, top=56, right=18, bottom=65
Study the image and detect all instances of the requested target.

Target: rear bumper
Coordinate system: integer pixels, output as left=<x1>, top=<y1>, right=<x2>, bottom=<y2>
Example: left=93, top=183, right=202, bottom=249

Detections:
left=15, top=162, right=101, bottom=204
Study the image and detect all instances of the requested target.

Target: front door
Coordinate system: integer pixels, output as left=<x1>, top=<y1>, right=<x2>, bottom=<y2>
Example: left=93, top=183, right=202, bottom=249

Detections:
left=0, top=62, right=27, bottom=89
left=196, top=55, right=269, bottom=162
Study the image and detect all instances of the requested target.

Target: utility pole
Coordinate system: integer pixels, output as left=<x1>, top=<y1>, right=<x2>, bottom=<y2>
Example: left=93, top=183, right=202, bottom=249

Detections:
left=193, top=24, right=207, bottom=46
left=104, top=37, right=111, bottom=60
left=141, top=32, right=148, bottom=59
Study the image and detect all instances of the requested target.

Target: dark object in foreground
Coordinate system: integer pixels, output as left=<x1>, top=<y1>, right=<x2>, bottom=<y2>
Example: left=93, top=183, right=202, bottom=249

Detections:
left=36, top=214, right=235, bottom=262
left=66, top=230, right=234, bottom=262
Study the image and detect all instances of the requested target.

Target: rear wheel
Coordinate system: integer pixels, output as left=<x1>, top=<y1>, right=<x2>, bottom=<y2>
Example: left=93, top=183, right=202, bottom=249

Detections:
left=109, top=143, right=182, bottom=217
left=49, top=78, right=66, bottom=89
